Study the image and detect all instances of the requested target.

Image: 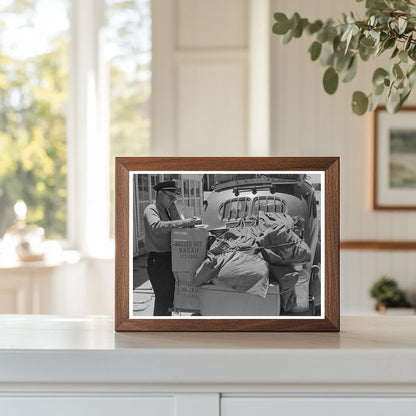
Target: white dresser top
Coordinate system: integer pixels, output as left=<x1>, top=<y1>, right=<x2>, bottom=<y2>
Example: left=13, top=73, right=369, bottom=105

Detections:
left=0, top=315, right=415, bottom=387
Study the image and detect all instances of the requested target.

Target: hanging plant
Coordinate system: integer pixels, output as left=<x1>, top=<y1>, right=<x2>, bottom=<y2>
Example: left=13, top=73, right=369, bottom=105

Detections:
left=272, top=0, right=416, bottom=115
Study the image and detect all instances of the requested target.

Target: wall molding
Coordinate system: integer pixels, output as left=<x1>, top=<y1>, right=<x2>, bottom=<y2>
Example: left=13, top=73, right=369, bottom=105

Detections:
left=340, top=241, right=416, bottom=250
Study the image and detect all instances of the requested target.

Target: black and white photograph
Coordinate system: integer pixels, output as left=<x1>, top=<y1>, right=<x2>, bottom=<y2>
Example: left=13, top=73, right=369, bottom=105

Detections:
left=129, top=171, right=324, bottom=319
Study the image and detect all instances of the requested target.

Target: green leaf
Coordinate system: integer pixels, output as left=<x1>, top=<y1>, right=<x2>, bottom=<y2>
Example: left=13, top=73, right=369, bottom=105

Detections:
left=405, top=34, right=413, bottom=51
left=352, top=91, right=369, bottom=115
left=350, top=32, right=361, bottom=49
left=342, top=56, right=358, bottom=83
left=293, top=22, right=303, bottom=38
left=369, top=92, right=383, bottom=111
left=383, top=37, right=396, bottom=50
left=333, top=52, right=346, bottom=72
left=409, top=45, right=416, bottom=61
left=342, top=25, right=359, bottom=53
left=282, top=29, right=293, bottom=44
left=399, top=49, right=408, bottom=63
left=290, top=13, right=301, bottom=30
left=333, top=35, right=341, bottom=51
left=398, top=17, right=407, bottom=34
left=386, top=87, right=401, bottom=113
left=393, top=63, right=404, bottom=79
left=317, top=30, right=328, bottom=43
left=391, top=47, right=399, bottom=59
left=404, top=66, right=416, bottom=92
left=374, top=82, right=385, bottom=96
left=408, top=63, right=416, bottom=78
left=359, top=44, right=375, bottom=61
left=309, top=41, right=322, bottom=61
left=273, top=13, right=290, bottom=35
left=323, top=67, right=339, bottom=94
left=393, top=0, right=409, bottom=11
left=360, top=37, right=375, bottom=48
left=372, top=68, right=389, bottom=86
left=400, top=87, right=411, bottom=106
left=307, top=20, right=323, bottom=35
left=366, top=0, right=388, bottom=10
left=293, top=18, right=309, bottom=38
left=320, top=40, right=335, bottom=66
left=408, top=70, right=416, bottom=89
left=325, top=27, right=339, bottom=42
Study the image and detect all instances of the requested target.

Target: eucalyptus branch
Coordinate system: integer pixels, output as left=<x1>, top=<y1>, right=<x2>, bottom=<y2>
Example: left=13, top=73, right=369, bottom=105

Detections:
left=272, top=0, right=416, bottom=115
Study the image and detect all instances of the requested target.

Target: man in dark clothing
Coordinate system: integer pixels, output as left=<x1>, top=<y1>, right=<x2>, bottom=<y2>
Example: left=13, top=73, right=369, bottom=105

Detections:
left=144, top=180, right=196, bottom=316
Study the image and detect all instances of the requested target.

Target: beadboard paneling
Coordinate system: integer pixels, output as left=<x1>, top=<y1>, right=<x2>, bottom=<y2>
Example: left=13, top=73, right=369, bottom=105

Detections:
left=151, top=0, right=416, bottom=314
left=271, top=0, right=416, bottom=241
left=271, top=0, right=416, bottom=314
left=341, top=251, right=416, bottom=314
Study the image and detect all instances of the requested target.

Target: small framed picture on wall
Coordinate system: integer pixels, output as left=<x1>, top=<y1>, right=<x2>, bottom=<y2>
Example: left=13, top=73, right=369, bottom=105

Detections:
left=374, top=106, right=416, bottom=210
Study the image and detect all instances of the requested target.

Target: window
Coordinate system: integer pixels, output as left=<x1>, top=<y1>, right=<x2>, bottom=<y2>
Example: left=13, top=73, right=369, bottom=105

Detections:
left=106, top=0, right=151, bottom=237
left=0, top=0, right=151, bottom=255
left=0, top=0, right=70, bottom=239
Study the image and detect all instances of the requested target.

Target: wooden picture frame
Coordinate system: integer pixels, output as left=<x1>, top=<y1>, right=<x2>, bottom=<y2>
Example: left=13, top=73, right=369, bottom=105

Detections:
left=373, top=106, right=416, bottom=210
left=115, top=157, right=339, bottom=332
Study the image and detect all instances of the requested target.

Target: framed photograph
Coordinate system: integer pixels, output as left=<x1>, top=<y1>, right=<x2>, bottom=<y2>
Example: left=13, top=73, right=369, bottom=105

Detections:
left=115, top=157, right=339, bottom=331
left=374, top=106, right=416, bottom=210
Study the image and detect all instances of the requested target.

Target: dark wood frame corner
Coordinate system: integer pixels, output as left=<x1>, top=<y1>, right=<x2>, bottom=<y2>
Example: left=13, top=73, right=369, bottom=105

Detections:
left=373, top=106, right=416, bottom=211
left=115, top=157, right=340, bottom=332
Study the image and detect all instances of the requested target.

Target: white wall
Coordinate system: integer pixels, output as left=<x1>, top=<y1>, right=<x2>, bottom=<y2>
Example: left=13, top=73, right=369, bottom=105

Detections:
left=150, top=0, right=416, bottom=315
left=152, top=0, right=251, bottom=156
left=270, top=0, right=416, bottom=313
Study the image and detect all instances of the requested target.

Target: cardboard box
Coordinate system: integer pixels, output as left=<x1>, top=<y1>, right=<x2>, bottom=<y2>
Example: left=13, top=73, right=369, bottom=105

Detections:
left=171, top=228, right=208, bottom=273
left=199, top=284, right=280, bottom=316
left=173, top=273, right=200, bottom=312
left=171, top=228, right=208, bottom=312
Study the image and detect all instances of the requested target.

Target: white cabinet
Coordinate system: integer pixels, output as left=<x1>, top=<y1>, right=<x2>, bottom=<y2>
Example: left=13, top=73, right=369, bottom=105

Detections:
left=222, top=398, right=416, bottom=416
left=0, top=316, right=416, bottom=415
left=1, top=397, right=175, bottom=416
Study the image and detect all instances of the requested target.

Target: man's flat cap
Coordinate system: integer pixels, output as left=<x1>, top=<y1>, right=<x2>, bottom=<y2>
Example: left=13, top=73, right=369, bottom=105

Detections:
left=153, top=180, right=181, bottom=194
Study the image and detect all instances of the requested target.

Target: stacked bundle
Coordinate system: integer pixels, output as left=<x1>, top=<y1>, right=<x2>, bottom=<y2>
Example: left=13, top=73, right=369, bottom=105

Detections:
left=195, top=212, right=311, bottom=313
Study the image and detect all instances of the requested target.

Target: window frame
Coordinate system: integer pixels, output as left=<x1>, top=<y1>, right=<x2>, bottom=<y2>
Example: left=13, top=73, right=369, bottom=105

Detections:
left=66, top=0, right=111, bottom=257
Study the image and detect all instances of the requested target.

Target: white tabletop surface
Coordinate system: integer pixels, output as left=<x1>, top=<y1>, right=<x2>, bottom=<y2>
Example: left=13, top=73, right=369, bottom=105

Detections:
left=0, top=315, right=415, bottom=387
left=0, top=314, right=415, bottom=350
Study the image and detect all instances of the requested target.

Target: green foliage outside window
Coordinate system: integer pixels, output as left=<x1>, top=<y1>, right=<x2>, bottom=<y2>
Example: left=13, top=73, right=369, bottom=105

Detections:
left=107, top=0, right=151, bottom=237
left=0, top=1, right=69, bottom=238
left=0, top=0, right=151, bottom=240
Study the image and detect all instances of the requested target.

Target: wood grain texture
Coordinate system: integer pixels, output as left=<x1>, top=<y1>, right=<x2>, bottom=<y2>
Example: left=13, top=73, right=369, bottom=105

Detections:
left=114, top=159, right=130, bottom=330
left=325, top=157, right=340, bottom=331
left=115, top=157, right=340, bottom=332
left=341, top=241, right=416, bottom=250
